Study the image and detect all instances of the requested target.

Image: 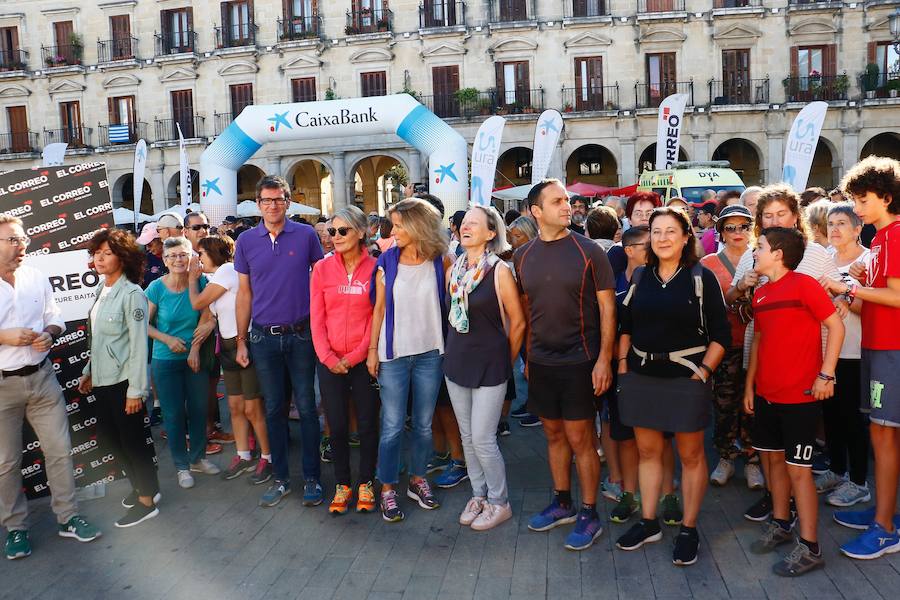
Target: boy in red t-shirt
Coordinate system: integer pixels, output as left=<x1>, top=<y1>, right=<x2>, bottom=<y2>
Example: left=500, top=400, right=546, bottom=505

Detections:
left=744, top=227, right=844, bottom=577
left=821, top=156, right=900, bottom=560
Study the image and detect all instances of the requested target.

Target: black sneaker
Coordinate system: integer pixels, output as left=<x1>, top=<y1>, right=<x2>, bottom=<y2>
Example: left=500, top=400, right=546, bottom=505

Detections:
left=616, top=518, right=663, bottom=551
left=115, top=502, right=159, bottom=528
left=510, top=407, right=529, bottom=419
left=320, top=437, right=333, bottom=463
left=381, top=489, right=405, bottom=523
left=520, top=414, right=542, bottom=427
left=122, top=490, right=161, bottom=509
left=661, top=494, right=683, bottom=526
left=149, top=406, right=162, bottom=426
left=672, top=527, right=699, bottom=566
left=497, top=421, right=511, bottom=437
left=744, top=492, right=773, bottom=522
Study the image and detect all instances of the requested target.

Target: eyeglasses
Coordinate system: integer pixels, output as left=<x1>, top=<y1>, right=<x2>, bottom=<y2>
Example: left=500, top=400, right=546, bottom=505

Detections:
left=624, top=241, right=650, bottom=249
left=0, top=236, right=30, bottom=247
left=165, top=253, right=190, bottom=261
left=722, top=223, right=752, bottom=234
left=258, top=198, right=288, bottom=206
left=327, top=227, right=353, bottom=237
left=188, top=224, right=210, bottom=231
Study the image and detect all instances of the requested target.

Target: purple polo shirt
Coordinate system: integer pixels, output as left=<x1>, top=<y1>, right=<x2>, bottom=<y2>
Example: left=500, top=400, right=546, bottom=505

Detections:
left=234, top=220, right=324, bottom=326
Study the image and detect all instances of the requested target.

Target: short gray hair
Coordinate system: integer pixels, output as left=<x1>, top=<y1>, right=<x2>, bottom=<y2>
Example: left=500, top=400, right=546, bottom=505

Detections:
left=0, top=214, right=23, bottom=228
left=332, top=205, right=368, bottom=247
left=827, top=201, right=862, bottom=229
left=470, top=206, right=511, bottom=255
left=163, top=236, right=192, bottom=256
left=740, top=186, right=763, bottom=205
left=509, top=215, right=538, bottom=241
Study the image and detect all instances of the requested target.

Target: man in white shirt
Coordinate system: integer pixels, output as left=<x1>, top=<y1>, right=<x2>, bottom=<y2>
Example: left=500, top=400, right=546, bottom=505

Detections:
left=0, top=215, right=101, bottom=560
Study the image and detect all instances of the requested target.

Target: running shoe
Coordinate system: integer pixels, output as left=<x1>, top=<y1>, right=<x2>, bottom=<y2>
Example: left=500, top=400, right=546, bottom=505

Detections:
left=260, top=480, right=291, bottom=507
left=208, top=430, right=234, bottom=444
left=205, top=442, right=223, bottom=455
left=609, top=492, right=640, bottom=524
left=348, top=432, right=361, bottom=447
left=460, top=497, right=486, bottom=526
left=600, top=477, right=623, bottom=502
left=471, top=502, right=512, bottom=531
left=744, top=462, right=765, bottom=490
left=661, top=494, right=683, bottom=526
left=510, top=407, right=530, bottom=419
left=303, top=479, right=324, bottom=506
left=329, top=485, right=352, bottom=515
left=122, top=490, right=162, bottom=508
left=190, top=459, right=221, bottom=475
left=773, top=540, right=825, bottom=576
left=434, top=460, right=468, bottom=488
left=407, top=478, right=440, bottom=509
left=319, top=437, right=333, bottom=463
left=222, top=456, right=254, bottom=480
left=115, top=503, right=159, bottom=528
left=814, top=470, right=844, bottom=494
left=616, top=518, right=662, bottom=551
left=57, top=516, right=101, bottom=542
left=709, top=458, right=735, bottom=486
left=527, top=500, right=577, bottom=532
left=177, top=470, right=195, bottom=489
left=743, top=492, right=772, bottom=522
left=827, top=480, right=870, bottom=507
left=833, top=507, right=900, bottom=531
left=5, top=530, right=30, bottom=560
left=357, top=481, right=376, bottom=513
left=519, top=414, right=542, bottom=427
left=750, top=521, right=793, bottom=554
left=497, top=421, right=511, bottom=437
left=380, top=489, right=405, bottom=522
left=249, top=458, right=272, bottom=486
left=564, top=511, right=603, bottom=551
left=840, top=522, right=900, bottom=560
left=672, top=526, right=699, bottom=566
left=426, top=451, right=451, bottom=474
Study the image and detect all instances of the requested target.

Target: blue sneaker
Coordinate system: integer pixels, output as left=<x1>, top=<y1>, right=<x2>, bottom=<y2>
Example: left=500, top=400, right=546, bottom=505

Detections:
left=302, top=479, right=323, bottom=506
left=833, top=506, right=900, bottom=531
left=527, top=500, right=577, bottom=532
left=564, top=511, right=603, bottom=551
left=434, top=460, right=469, bottom=488
left=259, top=480, right=291, bottom=507
left=426, top=452, right=451, bottom=474
left=840, top=522, right=900, bottom=560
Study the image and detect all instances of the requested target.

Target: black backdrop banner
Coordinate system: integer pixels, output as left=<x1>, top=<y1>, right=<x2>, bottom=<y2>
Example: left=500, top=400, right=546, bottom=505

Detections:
left=0, top=164, right=156, bottom=499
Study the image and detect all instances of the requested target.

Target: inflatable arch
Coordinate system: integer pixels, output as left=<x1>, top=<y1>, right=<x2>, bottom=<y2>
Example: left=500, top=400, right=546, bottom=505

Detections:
left=199, top=95, right=469, bottom=224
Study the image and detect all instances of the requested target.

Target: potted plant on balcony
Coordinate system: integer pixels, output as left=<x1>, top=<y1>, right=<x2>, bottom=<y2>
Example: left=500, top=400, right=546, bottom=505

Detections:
left=833, top=73, right=850, bottom=99
left=563, top=102, right=574, bottom=113
left=863, top=63, right=880, bottom=99
left=808, top=70, right=823, bottom=99
left=325, top=87, right=338, bottom=100
left=376, top=17, right=390, bottom=32
left=887, top=78, right=900, bottom=99
left=781, top=76, right=795, bottom=102
left=69, top=33, right=84, bottom=65
left=454, top=87, right=478, bottom=115
left=344, top=24, right=359, bottom=35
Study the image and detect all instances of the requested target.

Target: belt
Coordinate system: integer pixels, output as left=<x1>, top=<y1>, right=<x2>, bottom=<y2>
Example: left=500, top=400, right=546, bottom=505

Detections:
left=0, top=358, right=47, bottom=379
left=632, top=345, right=707, bottom=379
left=255, top=319, right=309, bottom=336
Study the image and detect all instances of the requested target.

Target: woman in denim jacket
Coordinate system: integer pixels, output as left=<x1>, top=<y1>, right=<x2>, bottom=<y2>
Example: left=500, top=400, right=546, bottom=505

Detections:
left=78, top=229, right=160, bottom=528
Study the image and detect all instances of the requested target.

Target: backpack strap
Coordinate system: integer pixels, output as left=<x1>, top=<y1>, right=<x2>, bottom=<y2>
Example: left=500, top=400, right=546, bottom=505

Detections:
left=622, top=266, right=645, bottom=307
left=494, top=262, right=509, bottom=335
left=715, top=250, right=737, bottom=278
left=691, top=262, right=706, bottom=338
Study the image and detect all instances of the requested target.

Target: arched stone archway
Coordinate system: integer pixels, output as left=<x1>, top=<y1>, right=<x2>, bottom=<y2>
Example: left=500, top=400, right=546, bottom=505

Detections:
left=808, top=139, right=836, bottom=190
left=117, top=175, right=153, bottom=215
left=565, top=144, right=618, bottom=187
left=712, top=139, right=762, bottom=185
left=349, top=155, right=402, bottom=214
left=287, top=159, right=333, bottom=215
left=165, top=170, right=200, bottom=208
left=237, top=164, right=266, bottom=202
left=496, top=147, right=533, bottom=188
left=637, top=144, right=688, bottom=174
left=860, top=132, right=900, bottom=162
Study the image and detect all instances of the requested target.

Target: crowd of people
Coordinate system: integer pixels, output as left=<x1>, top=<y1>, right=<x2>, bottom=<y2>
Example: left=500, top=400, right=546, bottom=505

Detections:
left=1, top=156, right=898, bottom=579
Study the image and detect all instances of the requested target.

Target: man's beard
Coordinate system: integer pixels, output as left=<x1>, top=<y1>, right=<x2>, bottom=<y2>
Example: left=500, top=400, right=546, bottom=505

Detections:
left=572, top=213, right=586, bottom=226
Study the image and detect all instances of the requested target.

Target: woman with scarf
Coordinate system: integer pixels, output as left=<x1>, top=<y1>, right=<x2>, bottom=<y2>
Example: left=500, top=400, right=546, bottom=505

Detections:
left=443, top=206, right=525, bottom=530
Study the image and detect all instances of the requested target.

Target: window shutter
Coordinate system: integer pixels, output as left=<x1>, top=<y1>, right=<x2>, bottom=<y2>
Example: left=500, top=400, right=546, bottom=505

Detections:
left=107, top=97, right=116, bottom=123
left=495, top=61, right=504, bottom=100
left=867, top=42, right=876, bottom=65
left=790, top=46, right=799, bottom=77
left=824, top=44, right=837, bottom=77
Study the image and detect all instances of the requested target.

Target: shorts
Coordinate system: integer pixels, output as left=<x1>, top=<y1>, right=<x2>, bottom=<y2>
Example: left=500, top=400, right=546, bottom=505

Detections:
left=222, top=365, right=261, bottom=400
left=751, top=396, right=820, bottom=467
left=861, top=348, right=900, bottom=428
left=527, top=361, right=596, bottom=421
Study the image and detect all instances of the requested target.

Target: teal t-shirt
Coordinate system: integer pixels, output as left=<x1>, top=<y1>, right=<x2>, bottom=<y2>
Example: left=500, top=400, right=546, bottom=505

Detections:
left=146, top=277, right=206, bottom=361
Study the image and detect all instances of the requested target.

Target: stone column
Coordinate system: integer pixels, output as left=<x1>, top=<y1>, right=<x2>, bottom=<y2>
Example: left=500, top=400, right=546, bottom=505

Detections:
left=266, top=156, right=282, bottom=178
left=767, top=135, right=784, bottom=184
left=691, top=135, right=709, bottom=163
left=150, top=165, right=166, bottom=213
left=619, top=140, right=637, bottom=186
left=331, top=151, right=347, bottom=214
left=842, top=131, right=859, bottom=176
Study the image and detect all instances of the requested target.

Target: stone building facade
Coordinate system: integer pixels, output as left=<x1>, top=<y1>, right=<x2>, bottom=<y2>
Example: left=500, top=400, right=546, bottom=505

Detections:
left=0, top=0, right=898, bottom=216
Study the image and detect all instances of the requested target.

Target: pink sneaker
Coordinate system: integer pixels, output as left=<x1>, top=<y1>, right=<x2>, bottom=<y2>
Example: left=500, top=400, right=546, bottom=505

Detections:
left=471, top=502, right=512, bottom=531
left=459, top=497, right=485, bottom=526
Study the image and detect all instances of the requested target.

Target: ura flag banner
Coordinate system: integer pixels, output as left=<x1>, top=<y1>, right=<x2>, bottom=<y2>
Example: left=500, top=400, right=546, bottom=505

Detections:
left=655, top=94, right=689, bottom=170
left=782, top=101, right=828, bottom=192
left=531, top=110, right=563, bottom=184
left=470, top=116, right=506, bottom=207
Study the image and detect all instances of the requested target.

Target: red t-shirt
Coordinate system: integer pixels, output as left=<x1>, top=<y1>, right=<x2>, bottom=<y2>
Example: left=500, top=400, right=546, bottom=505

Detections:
left=753, top=271, right=836, bottom=404
left=862, top=220, right=900, bottom=350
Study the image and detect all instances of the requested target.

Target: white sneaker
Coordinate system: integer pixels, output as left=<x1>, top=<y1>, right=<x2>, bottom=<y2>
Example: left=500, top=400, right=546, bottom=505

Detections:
left=827, top=480, right=871, bottom=507
left=177, top=470, right=195, bottom=489
left=744, top=463, right=765, bottom=490
left=459, top=496, right=486, bottom=526
left=814, top=470, right=844, bottom=494
left=190, top=459, right=221, bottom=475
left=710, top=458, right=735, bottom=486
left=471, top=502, right=512, bottom=531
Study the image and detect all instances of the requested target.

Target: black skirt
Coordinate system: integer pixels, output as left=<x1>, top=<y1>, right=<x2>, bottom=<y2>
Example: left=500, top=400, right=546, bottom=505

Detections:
left=617, top=372, right=713, bottom=433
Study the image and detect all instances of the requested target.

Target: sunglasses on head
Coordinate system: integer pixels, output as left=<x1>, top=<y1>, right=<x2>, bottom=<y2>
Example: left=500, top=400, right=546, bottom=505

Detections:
left=327, top=226, right=353, bottom=237
left=188, top=224, right=210, bottom=231
left=722, top=223, right=751, bottom=234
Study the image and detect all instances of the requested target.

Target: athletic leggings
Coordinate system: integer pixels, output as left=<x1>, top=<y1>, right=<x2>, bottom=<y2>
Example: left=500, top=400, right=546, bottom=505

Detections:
left=822, top=358, right=869, bottom=485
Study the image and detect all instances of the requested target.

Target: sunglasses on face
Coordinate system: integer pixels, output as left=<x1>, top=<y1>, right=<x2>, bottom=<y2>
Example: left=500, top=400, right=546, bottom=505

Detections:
left=327, top=227, right=353, bottom=237
left=188, top=224, right=210, bottom=231
left=722, top=223, right=752, bottom=234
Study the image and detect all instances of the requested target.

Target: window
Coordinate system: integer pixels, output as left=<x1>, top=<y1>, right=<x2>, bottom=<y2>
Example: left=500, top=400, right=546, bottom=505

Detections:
left=360, top=71, right=387, bottom=97
left=790, top=45, right=835, bottom=92
left=574, top=56, right=604, bottom=110
left=53, top=21, right=76, bottom=64
left=498, top=0, right=527, bottom=21
left=171, top=90, right=195, bottom=138
left=0, top=27, right=20, bottom=69
left=432, top=65, right=460, bottom=117
left=162, top=8, right=193, bottom=53
left=59, top=101, right=83, bottom=145
left=108, top=96, right=135, bottom=125
left=7, top=106, right=29, bottom=152
left=874, top=41, right=900, bottom=83
left=221, top=0, right=253, bottom=46
left=646, top=52, right=676, bottom=106
left=495, top=61, right=530, bottom=106
left=230, top=83, right=253, bottom=119
left=423, top=0, right=458, bottom=27
left=291, top=0, right=315, bottom=18
left=572, top=0, right=606, bottom=17
left=109, top=15, right=133, bottom=59
left=287, top=0, right=317, bottom=35
left=291, top=77, right=316, bottom=102
left=722, top=49, right=750, bottom=103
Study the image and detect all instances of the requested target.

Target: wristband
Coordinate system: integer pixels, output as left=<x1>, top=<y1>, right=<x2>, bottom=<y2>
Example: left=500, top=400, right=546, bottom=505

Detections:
left=236, top=336, right=247, bottom=342
left=817, top=372, right=836, bottom=382
left=700, top=363, right=714, bottom=376
left=846, top=283, right=858, bottom=303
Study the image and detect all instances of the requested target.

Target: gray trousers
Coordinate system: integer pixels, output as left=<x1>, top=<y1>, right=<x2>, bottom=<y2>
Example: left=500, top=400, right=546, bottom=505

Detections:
left=445, top=378, right=509, bottom=505
left=0, top=361, right=78, bottom=530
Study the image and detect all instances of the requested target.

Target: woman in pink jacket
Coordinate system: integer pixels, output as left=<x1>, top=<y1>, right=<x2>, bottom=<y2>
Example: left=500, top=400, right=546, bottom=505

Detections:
left=310, top=205, right=379, bottom=515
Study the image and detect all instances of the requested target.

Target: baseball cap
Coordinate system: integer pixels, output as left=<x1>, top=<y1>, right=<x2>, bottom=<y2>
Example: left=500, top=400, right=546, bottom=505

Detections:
left=697, top=201, right=718, bottom=216
left=135, top=222, right=159, bottom=245
left=715, top=204, right=753, bottom=233
left=223, top=215, right=238, bottom=224
left=157, top=212, right=184, bottom=230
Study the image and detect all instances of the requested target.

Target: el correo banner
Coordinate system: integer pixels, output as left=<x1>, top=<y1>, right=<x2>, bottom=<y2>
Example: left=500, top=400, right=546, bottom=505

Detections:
left=531, top=110, right=563, bottom=185
left=782, top=101, right=828, bottom=192
left=470, top=116, right=506, bottom=207
left=655, top=94, right=690, bottom=171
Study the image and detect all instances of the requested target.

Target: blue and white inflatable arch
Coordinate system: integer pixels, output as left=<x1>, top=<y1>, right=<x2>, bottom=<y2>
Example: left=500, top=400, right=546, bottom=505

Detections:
left=199, top=95, right=468, bottom=224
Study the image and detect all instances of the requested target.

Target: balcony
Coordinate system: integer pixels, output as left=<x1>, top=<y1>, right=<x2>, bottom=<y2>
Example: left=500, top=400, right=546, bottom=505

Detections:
left=782, top=75, right=849, bottom=103
left=154, top=116, right=205, bottom=142
left=98, top=122, right=147, bottom=147
left=0, top=49, right=27, bottom=72
left=277, top=16, right=321, bottom=42
left=214, top=112, right=235, bottom=135
left=708, top=78, right=770, bottom=106
left=215, top=23, right=258, bottom=49
left=490, top=0, right=534, bottom=26
left=859, top=71, right=900, bottom=100
left=495, top=88, right=544, bottom=114
left=41, top=44, right=83, bottom=68
left=345, top=8, right=393, bottom=35
left=637, top=0, right=687, bottom=14
left=98, top=37, right=138, bottom=63
left=561, top=85, right=621, bottom=112
left=788, top=0, right=843, bottom=10
left=420, top=90, right=496, bottom=118
left=565, top=0, right=610, bottom=18
left=154, top=30, right=198, bottom=57
left=0, top=132, right=39, bottom=155
left=419, top=1, right=466, bottom=29
left=712, top=0, right=764, bottom=14
left=44, top=126, right=93, bottom=149
left=635, top=81, right=694, bottom=109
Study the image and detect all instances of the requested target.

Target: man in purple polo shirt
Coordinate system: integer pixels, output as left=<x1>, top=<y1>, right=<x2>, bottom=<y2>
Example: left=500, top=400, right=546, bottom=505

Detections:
left=235, top=175, right=325, bottom=507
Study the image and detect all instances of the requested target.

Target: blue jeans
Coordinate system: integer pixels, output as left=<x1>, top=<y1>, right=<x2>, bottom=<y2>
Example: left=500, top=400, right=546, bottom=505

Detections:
left=151, top=359, right=208, bottom=471
left=377, top=350, right=443, bottom=484
left=249, top=325, right=320, bottom=483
